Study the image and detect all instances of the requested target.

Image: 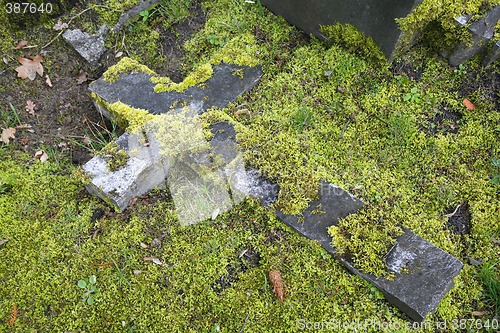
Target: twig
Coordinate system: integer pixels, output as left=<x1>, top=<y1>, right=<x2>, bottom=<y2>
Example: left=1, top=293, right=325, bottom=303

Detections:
left=41, top=5, right=113, bottom=50
left=339, top=119, right=351, bottom=139
left=444, top=204, right=461, bottom=218
left=239, top=314, right=250, bottom=333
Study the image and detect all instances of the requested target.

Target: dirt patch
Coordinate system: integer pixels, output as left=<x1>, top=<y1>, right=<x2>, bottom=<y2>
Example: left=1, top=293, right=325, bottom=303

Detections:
left=157, top=0, right=207, bottom=82
left=422, top=103, right=462, bottom=135
left=446, top=202, right=471, bottom=235
left=212, top=247, right=261, bottom=293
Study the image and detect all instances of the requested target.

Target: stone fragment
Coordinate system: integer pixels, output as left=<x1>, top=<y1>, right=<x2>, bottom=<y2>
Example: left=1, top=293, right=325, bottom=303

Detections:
left=260, top=0, right=423, bottom=60
left=63, top=26, right=108, bottom=66
left=112, top=0, right=163, bottom=33
left=83, top=131, right=168, bottom=212
left=89, top=63, right=263, bottom=115
left=274, top=181, right=463, bottom=322
left=448, top=6, right=500, bottom=66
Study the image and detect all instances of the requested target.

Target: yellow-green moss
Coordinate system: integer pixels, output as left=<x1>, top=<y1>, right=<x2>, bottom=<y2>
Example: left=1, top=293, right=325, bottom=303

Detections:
left=91, top=93, right=154, bottom=131
left=320, top=23, right=387, bottom=64
left=103, top=57, right=157, bottom=83
left=98, top=142, right=129, bottom=171
left=152, top=63, right=214, bottom=93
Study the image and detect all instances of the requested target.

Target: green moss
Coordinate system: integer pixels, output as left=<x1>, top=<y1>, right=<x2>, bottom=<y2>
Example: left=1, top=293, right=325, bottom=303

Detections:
left=320, top=23, right=387, bottom=64
left=103, top=57, right=157, bottom=83
left=397, top=0, right=500, bottom=51
left=152, top=63, right=214, bottom=93
left=91, top=93, right=154, bottom=131
left=98, top=142, right=129, bottom=171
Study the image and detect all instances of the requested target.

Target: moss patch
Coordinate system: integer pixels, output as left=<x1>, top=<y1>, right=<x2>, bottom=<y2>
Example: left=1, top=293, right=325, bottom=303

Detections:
left=98, top=142, right=129, bottom=171
left=152, top=62, right=213, bottom=93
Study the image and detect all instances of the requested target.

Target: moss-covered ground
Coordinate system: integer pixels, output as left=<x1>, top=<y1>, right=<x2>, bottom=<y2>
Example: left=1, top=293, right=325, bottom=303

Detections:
left=0, top=0, right=499, bottom=331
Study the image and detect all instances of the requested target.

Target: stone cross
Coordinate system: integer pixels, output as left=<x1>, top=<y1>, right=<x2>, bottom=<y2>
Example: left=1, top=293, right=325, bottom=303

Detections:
left=84, top=59, right=462, bottom=321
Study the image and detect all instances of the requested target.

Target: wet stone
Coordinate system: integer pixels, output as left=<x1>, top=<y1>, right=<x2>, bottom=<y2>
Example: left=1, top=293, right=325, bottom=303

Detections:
left=260, top=0, right=423, bottom=59
left=89, top=63, right=263, bottom=115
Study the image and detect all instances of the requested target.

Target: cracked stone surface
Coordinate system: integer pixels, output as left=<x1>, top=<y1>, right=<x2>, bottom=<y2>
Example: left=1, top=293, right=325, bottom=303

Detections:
left=63, top=26, right=108, bottom=66
left=260, top=0, right=423, bottom=60
left=89, top=63, right=263, bottom=115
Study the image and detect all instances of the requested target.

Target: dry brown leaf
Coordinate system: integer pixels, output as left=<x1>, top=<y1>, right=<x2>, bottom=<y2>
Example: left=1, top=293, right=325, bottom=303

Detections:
left=463, top=99, right=475, bottom=110
left=53, top=20, right=68, bottom=31
left=471, top=310, right=488, bottom=317
left=26, top=100, right=36, bottom=116
left=34, top=150, right=48, bottom=163
left=1, top=128, right=16, bottom=144
left=8, top=304, right=17, bottom=327
left=15, top=54, right=43, bottom=80
left=143, top=256, right=163, bottom=266
left=15, top=40, right=28, bottom=49
left=269, top=269, right=285, bottom=302
left=45, top=74, right=53, bottom=87
left=76, top=70, right=88, bottom=84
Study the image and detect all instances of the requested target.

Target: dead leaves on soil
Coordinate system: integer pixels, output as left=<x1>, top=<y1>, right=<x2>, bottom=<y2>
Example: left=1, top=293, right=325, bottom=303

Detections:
left=76, top=70, right=88, bottom=84
left=269, top=269, right=285, bottom=302
left=25, top=100, right=36, bottom=116
left=1, top=128, right=16, bottom=144
left=34, top=150, right=48, bottom=163
left=15, top=54, right=43, bottom=81
left=8, top=304, right=17, bottom=327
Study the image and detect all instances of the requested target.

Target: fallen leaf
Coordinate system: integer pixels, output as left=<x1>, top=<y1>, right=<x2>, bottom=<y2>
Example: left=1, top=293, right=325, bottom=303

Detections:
left=53, top=20, right=68, bottom=31
left=15, top=54, right=43, bottom=80
left=471, top=310, right=488, bottom=317
left=20, top=137, right=29, bottom=145
left=25, top=100, right=36, bottom=116
left=133, top=270, right=142, bottom=275
left=2, top=56, right=8, bottom=64
left=115, top=51, right=123, bottom=58
left=269, top=269, right=285, bottom=302
left=34, top=150, right=48, bottom=163
left=8, top=304, right=17, bottom=327
left=1, top=128, right=16, bottom=144
left=463, top=99, right=475, bottom=110
left=140, top=242, right=149, bottom=249
left=45, top=74, right=53, bottom=87
left=0, top=239, right=8, bottom=246
left=15, top=40, right=28, bottom=49
left=76, top=70, right=88, bottom=84
left=143, top=256, right=163, bottom=266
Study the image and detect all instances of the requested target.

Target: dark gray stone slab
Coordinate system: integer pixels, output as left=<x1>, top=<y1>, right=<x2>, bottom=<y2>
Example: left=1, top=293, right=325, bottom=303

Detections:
left=275, top=181, right=364, bottom=248
left=89, top=63, right=263, bottom=115
left=274, top=181, right=463, bottom=322
left=260, top=0, right=423, bottom=59
left=63, top=26, right=108, bottom=66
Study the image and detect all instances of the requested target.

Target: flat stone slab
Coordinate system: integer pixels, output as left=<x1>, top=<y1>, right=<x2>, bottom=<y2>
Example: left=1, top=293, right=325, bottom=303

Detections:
left=63, top=26, right=108, bottom=66
left=275, top=181, right=463, bottom=322
left=89, top=63, right=263, bottom=115
left=261, top=0, right=422, bottom=59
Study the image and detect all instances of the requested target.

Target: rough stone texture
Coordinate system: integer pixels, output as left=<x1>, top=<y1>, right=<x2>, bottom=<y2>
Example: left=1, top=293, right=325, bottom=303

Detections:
left=63, top=26, right=108, bottom=66
left=260, top=0, right=423, bottom=60
left=448, top=6, right=500, bottom=66
left=89, top=63, right=263, bottom=115
left=83, top=131, right=168, bottom=212
left=275, top=181, right=463, bottom=322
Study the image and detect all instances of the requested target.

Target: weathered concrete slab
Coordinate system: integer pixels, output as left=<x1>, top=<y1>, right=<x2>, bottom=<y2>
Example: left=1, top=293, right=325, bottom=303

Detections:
left=260, top=0, right=423, bottom=59
left=275, top=181, right=463, bottom=322
left=63, top=26, right=108, bottom=66
left=89, top=63, right=263, bottom=115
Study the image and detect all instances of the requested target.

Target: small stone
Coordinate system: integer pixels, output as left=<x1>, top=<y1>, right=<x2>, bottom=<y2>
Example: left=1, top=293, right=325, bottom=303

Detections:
left=63, top=26, right=108, bottom=66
